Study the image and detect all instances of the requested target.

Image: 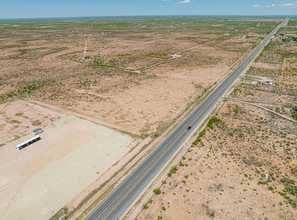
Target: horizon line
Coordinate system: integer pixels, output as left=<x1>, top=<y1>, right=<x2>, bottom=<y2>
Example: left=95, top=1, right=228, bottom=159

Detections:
left=0, top=14, right=294, bottom=21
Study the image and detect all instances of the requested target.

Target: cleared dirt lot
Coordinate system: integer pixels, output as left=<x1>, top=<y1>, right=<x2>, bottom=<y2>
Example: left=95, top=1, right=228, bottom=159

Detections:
left=0, top=100, right=63, bottom=146
left=0, top=110, right=140, bottom=220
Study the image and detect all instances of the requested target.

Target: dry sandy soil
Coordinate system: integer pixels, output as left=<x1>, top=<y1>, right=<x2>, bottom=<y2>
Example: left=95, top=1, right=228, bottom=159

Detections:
left=136, top=32, right=297, bottom=220
left=252, top=62, right=280, bottom=70
left=0, top=104, right=140, bottom=220
left=0, top=17, right=284, bottom=220
left=30, top=41, right=246, bottom=135
left=0, top=18, right=263, bottom=136
left=137, top=100, right=297, bottom=220
left=0, top=100, right=63, bottom=145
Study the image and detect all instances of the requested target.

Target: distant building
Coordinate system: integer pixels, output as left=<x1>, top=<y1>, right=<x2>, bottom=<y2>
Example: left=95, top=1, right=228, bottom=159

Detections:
left=33, top=128, right=43, bottom=135
left=16, top=136, right=41, bottom=150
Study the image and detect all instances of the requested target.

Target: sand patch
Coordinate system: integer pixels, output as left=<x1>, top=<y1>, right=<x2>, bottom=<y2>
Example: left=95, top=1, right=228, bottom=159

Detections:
left=0, top=115, right=140, bottom=220
left=18, top=129, right=97, bottom=178
left=0, top=100, right=64, bottom=146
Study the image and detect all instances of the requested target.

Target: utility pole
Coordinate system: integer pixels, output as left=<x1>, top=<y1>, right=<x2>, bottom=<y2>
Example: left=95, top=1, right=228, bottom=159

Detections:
left=83, top=39, right=87, bottom=59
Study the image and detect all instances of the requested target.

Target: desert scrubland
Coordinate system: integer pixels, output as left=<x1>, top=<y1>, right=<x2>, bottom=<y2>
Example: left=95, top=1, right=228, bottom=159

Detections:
left=0, top=17, right=278, bottom=138
left=137, top=18, right=297, bottom=220
left=0, top=16, right=295, bottom=220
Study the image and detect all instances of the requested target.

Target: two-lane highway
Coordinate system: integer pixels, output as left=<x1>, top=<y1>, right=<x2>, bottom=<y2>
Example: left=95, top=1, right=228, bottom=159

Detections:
left=85, top=18, right=288, bottom=220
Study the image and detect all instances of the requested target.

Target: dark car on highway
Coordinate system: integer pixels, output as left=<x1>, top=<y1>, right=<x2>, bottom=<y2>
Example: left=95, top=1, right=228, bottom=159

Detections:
left=187, top=126, right=191, bottom=130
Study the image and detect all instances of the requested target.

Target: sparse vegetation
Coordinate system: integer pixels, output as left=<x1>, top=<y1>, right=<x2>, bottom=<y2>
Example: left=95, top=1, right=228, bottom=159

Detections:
left=138, top=21, right=297, bottom=218
left=2, top=16, right=296, bottom=220
left=32, top=120, right=41, bottom=126
left=143, top=203, right=148, bottom=209
left=153, top=188, right=161, bottom=194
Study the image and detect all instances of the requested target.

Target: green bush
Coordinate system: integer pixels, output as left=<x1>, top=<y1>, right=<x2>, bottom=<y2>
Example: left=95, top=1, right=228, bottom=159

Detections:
left=153, top=188, right=161, bottom=194
left=170, top=165, right=177, bottom=173
left=199, top=130, right=206, bottom=137
left=291, top=106, right=297, bottom=120
left=207, top=117, right=221, bottom=129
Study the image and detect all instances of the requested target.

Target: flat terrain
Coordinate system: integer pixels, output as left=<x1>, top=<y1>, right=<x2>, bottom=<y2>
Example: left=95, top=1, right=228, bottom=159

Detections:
left=0, top=16, right=292, bottom=220
left=0, top=17, right=280, bottom=135
left=137, top=18, right=297, bottom=220
left=137, top=102, right=297, bottom=219
left=84, top=20, right=288, bottom=220
left=0, top=105, right=139, bottom=220
left=0, top=100, right=63, bottom=146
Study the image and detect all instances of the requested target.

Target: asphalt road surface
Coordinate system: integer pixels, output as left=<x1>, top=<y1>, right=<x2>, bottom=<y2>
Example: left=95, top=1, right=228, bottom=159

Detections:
left=85, top=18, right=288, bottom=220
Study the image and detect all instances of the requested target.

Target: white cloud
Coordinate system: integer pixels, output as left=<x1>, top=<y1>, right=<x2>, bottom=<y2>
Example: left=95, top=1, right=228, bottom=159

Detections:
left=252, top=4, right=264, bottom=8
left=266, top=4, right=275, bottom=8
left=279, top=3, right=293, bottom=6
left=278, top=1, right=297, bottom=7
left=177, top=0, right=195, bottom=3
left=253, top=2, right=297, bottom=8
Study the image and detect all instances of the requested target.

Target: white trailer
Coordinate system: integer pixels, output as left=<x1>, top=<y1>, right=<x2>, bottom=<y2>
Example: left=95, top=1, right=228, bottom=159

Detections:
left=16, top=136, right=41, bottom=150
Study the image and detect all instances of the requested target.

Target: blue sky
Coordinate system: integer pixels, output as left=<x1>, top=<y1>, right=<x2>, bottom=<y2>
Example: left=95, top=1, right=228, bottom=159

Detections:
left=0, top=0, right=296, bottom=19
